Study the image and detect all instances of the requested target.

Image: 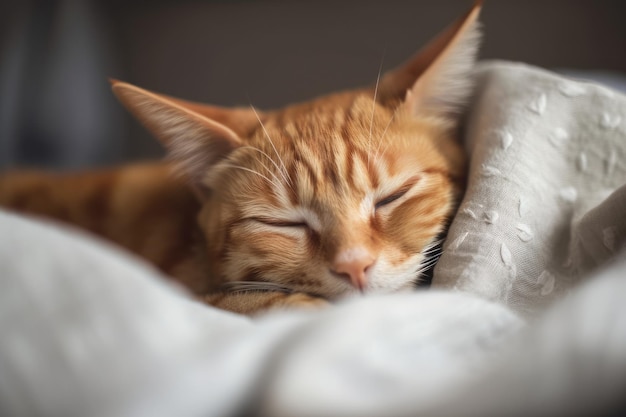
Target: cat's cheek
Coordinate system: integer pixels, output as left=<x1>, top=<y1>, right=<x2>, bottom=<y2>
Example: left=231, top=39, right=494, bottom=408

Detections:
left=369, top=252, right=424, bottom=292
left=223, top=225, right=316, bottom=281
left=385, top=192, right=451, bottom=247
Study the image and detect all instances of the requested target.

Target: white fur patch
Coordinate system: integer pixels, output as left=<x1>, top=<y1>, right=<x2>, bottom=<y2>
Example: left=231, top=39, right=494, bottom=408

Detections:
left=369, top=253, right=424, bottom=293
left=335, top=247, right=371, bottom=265
left=296, top=207, right=322, bottom=232
left=359, top=195, right=375, bottom=220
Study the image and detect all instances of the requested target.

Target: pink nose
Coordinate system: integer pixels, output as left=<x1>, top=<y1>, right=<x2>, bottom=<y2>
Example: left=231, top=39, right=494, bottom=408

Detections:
left=332, top=248, right=375, bottom=291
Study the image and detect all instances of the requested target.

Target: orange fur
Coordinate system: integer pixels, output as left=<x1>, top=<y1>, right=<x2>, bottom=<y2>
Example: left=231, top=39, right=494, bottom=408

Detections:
left=0, top=2, right=482, bottom=315
left=0, top=164, right=211, bottom=293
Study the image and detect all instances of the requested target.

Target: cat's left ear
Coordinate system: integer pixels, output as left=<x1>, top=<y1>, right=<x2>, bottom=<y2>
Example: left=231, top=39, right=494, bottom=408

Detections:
left=379, top=1, right=482, bottom=120
left=111, top=81, right=248, bottom=195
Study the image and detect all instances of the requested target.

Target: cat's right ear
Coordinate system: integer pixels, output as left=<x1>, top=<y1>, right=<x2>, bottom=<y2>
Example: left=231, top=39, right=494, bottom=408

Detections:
left=378, top=0, right=482, bottom=119
left=111, top=80, right=244, bottom=194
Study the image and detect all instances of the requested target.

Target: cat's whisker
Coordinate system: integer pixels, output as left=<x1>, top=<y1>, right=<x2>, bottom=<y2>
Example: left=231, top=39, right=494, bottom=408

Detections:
left=221, top=280, right=295, bottom=294
left=29, top=2, right=486, bottom=317
left=414, top=256, right=441, bottom=277
left=422, top=248, right=443, bottom=257
left=239, top=145, right=286, bottom=188
left=423, top=238, right=444, bottom=252
left=373, top=112, right=396, bottom=162
left=414, top=238, right=445, bottom=278
left=374, top=136, right=393, bottom=164
left=250, top=105, right=294, bottom=189
left=219, top=163, right=281, bottom=189
left=422, top=248, right=442, bottom=258
left=367, top=53, right=385, bottom=167
left=419, top=252, right=442, bottom=266
left=421, top=254, right=441, bottom=266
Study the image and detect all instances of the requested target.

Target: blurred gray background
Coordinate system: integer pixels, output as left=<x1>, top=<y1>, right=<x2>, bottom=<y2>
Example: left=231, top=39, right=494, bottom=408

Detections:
left=1, top=0, right=625, bottom=170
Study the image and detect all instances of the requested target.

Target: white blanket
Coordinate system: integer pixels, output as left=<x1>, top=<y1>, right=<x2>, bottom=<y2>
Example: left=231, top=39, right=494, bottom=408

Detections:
left=1, top=61, right=625, bottom=417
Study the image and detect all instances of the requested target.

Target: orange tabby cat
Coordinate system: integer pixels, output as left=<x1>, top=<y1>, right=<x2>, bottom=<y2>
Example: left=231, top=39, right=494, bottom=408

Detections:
left=0, top=2, right=481, bottom=315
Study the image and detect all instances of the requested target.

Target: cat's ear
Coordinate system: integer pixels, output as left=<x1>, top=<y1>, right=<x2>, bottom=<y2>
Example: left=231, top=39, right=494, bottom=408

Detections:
left=379, top=0, right=482, bottom=119
left=111, top=80, right=248, bottom=192
left=157, top=95, right=261, bottom=139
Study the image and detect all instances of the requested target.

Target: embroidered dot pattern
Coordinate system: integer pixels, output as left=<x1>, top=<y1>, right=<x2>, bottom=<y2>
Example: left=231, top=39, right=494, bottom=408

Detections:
left=528, top=93, right=547, bottom=114
left=600, top=113, right=622, bottom=130
left=559, top=187, right=578, bottom=203
left=603, top=227, right=617, bottom=252
left=462, top=208, right=477, bottom=220
left=500, top=243, right=517, bottom=280
left=449, top=232, right=469, bottom=252
left=500, top=243, right=513, bottom=267
left=558, top=82, right=585, bottom=97
left=436, top=64, right=626, bottom=316
left=537, top=270, right=556, bottom=296
left=482, top=164, right=502, bottom=177
left=549, top=127, right=569, bottom=147
left=518, top=197, right=528, bottom=217
left=516, top=224, right=534, bottom=242
left=483, top=211, right=499, bottom=225
left=500, top=131, right=513, bottom=150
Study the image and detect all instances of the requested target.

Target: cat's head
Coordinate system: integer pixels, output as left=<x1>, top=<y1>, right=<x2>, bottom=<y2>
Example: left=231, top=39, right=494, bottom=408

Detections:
left=112, top=2, right=481, bottom=299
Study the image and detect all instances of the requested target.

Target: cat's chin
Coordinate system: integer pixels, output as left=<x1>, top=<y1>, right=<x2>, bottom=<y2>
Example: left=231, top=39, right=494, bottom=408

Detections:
left=360, top=274, right=421, bottom=295
left=394, top=282, right=421, bottom=293
left=339, top=281, right=417, bottom=298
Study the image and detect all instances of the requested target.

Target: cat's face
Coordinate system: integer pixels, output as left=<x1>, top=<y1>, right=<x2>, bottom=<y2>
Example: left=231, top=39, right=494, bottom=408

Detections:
left=202, top=94, right=465, bottom=298
left=112, top=1, right=481, bottom=298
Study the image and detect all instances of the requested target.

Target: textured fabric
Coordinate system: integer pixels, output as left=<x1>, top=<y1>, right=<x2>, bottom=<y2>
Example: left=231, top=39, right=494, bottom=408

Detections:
left=1, top=62, right=626, bottom=417
left=434, top=61, right=626, bottom=317
left=2, top=210, right=626, bottom=417
left=0, top=211, right=255, bottom=417
left=0, top=210, right=522, bottom=417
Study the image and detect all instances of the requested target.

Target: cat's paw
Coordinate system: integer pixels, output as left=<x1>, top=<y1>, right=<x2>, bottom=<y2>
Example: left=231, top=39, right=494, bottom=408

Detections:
left=202, top=291, right=329, bottom=316
left=279, top=292, right=331, bottom=311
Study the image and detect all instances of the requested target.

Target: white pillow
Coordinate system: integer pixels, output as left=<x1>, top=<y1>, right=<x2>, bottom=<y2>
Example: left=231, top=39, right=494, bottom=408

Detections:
left=434, top=61, right=626, bottom=317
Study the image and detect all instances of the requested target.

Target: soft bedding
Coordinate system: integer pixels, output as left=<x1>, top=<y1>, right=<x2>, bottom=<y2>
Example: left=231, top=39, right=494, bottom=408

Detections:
left=435, top=61, right=626, bottom=317
left=1, top=61, right=625, bottom=417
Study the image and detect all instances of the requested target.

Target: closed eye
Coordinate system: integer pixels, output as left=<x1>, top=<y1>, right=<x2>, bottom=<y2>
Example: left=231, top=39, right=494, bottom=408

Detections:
left=375, top=176, right=421, bottom=210
left=252, top=217, right=308, bottom=228
left=375, top=189, right=409, bottom=209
